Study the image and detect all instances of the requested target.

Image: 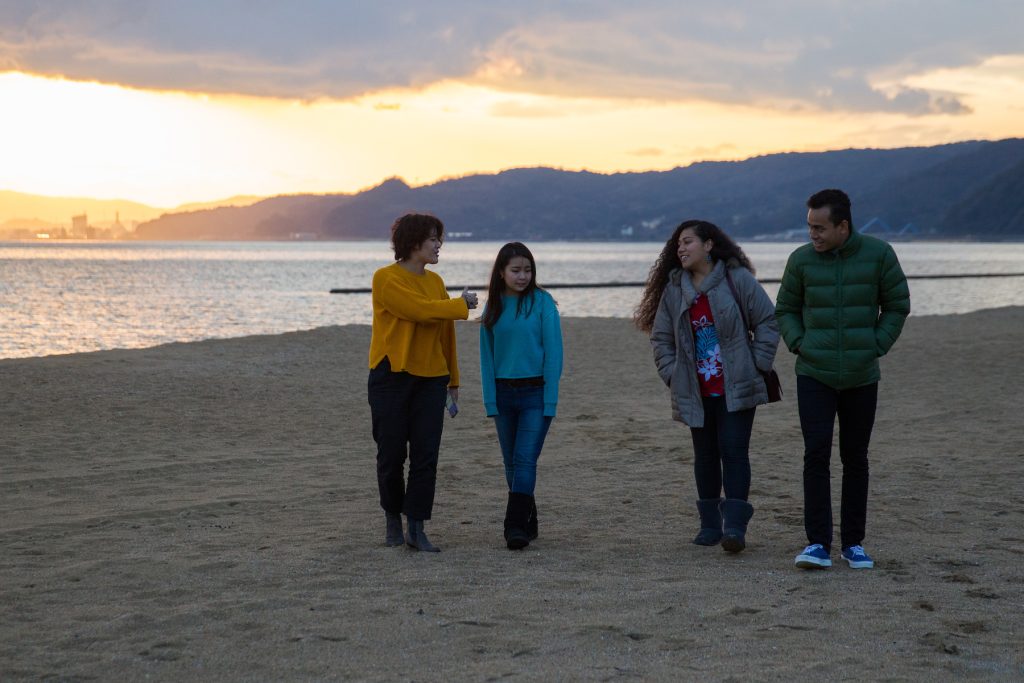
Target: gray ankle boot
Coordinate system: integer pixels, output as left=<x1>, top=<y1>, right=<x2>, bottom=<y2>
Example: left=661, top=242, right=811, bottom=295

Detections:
left=720, top=499, right=754, bottom=553
left=405, top=518, right=440, bottom=552
left=693, top=498, right=724, bottom=545
left=385, top=512, right=404, bottom=547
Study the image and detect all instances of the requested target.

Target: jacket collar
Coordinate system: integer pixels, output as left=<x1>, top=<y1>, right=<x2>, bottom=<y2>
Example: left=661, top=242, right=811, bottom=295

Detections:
left=672, top=260, right=727, bottom=303
left=832, top=229, right=863, bottom=258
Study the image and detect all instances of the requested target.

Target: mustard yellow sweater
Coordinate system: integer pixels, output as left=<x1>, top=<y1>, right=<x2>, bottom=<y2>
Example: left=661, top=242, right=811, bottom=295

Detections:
left=368, top=263, right=469, bottom=386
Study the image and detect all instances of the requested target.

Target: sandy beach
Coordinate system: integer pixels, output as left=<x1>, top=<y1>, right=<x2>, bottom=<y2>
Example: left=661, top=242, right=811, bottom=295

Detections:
left=2, top=307, right=1022, bottom=681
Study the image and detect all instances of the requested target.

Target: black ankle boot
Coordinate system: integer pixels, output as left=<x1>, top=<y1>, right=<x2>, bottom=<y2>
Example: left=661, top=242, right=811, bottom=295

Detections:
left=527, top=499, right=538, bottom=541
left=504, top=493, right=533, bottom=550
left=385, top=512, right=404, bottom=547
left=405, top=518, right=440, bottom=552
left=720, top=499, right=754, bottom=553
left=693, top=498, right=723, bottom=545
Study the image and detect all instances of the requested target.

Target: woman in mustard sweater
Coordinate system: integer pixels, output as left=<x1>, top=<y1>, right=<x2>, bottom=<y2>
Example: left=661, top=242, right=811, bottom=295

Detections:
left=368, top=214, right=478, bottom=552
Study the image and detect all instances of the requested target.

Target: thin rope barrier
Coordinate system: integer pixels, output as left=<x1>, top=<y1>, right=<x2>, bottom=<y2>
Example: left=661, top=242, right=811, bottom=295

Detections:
left=329, top=272, right=1024, bottom=294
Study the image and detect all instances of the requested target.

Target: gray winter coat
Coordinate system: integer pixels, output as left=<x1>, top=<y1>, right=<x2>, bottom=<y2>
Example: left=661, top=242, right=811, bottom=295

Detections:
left=650, top=261, right=780, bottom=427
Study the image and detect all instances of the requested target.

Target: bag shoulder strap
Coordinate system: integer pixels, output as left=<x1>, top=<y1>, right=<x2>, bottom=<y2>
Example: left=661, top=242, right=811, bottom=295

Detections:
left=723, top=269, right=751, bottom=335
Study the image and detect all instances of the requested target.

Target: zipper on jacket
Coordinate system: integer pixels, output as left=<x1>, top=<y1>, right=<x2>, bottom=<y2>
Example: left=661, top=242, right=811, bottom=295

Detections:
left=836, top=250, right=844, bottom=382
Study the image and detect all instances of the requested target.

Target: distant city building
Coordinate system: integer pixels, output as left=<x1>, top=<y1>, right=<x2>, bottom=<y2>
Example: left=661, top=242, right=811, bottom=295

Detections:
left=71, top=213, right=97, bottom=239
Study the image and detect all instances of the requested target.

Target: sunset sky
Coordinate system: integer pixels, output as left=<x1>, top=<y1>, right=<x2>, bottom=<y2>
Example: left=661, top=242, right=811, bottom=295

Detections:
left=2, top=2, right=1023, bottom=207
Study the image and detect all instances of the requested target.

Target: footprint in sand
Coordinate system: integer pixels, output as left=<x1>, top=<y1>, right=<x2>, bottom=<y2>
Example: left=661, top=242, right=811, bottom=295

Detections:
left=946, top=620, right=988, bottom=634
left=943, top=572, right=975, bottom=584
left=918, top=631, right=964, bottom=655
left=727, top=606, right=762, bottom=616
left=138, top=641, right=185, bottom=662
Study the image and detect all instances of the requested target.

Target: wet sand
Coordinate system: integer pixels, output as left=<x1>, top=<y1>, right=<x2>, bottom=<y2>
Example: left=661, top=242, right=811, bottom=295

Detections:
left=2, top=308, right=1022, bottom=680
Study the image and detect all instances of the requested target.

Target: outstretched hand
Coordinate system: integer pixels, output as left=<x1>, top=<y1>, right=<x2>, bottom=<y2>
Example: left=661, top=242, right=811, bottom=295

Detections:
left=461, top=287, right=479, bottom=310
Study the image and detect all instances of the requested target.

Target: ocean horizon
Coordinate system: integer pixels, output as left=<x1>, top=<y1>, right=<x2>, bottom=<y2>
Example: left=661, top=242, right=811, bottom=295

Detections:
left=3, top=239, right=1024, bottom=360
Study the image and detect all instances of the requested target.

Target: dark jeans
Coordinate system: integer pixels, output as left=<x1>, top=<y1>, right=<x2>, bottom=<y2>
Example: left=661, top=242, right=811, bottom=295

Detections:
left=797, top=375, right=878, bottom=551
left=689, top=396, right=755, bottom=501
left=492, top=384, right=552, bottom=496
left=367, top=357, right=449, bottom=521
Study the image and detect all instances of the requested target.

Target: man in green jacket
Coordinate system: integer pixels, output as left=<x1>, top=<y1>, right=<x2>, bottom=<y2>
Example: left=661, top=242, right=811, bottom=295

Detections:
left=775, top=188, right=910, bottom=570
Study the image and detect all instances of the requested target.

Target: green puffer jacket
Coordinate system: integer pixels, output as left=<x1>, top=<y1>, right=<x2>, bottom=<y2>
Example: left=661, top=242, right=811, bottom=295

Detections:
left=775, top=230, right=910, bottom=390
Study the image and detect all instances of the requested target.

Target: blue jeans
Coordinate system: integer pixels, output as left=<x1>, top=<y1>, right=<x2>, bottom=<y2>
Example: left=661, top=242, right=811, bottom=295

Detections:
left=492, top=384, right=552, bottom=496
left=689, top=396, right=755, bottom=501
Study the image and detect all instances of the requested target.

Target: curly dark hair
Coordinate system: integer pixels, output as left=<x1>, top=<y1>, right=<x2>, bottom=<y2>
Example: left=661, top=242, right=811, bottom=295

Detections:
left=390, top=213, right=444, bottom=261
left=482, top=242, right=541, bottom=329
left=633, top=219, right=755, bottom=333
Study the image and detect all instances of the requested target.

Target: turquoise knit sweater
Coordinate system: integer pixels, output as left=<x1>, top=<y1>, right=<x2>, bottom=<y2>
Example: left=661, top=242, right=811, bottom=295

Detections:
left=479, top=290, right=563, bottom=416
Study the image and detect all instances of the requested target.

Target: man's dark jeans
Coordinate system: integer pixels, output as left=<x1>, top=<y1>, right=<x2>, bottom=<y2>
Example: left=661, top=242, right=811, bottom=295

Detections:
left=689, top=396, right=755, bottom=501
left=368, top=357, right=448, bottom=521
left=797, top=374, right=878, bottom=551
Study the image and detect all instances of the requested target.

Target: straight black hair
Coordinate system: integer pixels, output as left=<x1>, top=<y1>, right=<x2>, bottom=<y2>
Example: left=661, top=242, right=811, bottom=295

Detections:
left=482, top=242, right=541, bottom=329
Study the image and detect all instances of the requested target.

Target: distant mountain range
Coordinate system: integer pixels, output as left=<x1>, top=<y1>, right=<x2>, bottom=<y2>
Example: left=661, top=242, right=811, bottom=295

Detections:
left=0, top=191, right=166, bottom=227
left=135, top=138, right=1024, bottom=241
left=8, top=139, right=1024, bottom=241
left=0, top=192, right=265, bottom=230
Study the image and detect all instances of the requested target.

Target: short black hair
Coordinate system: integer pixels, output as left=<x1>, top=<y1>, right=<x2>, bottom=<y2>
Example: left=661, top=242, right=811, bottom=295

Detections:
left=807, top=188, right=853, bottom=230
left=390, top=213, right=444, bottom=261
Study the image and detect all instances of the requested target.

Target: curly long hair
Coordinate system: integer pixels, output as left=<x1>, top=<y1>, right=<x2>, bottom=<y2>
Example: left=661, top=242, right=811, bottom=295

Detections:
left=482, top=242, right=542, bottom=329
left=633, top=219, right=755, bottom=333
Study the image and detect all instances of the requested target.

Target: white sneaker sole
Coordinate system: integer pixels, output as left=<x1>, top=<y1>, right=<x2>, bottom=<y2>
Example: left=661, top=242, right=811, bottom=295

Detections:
left=843, top=557, right=874, bottom=569
left=795, top=555, right=832, bottom=569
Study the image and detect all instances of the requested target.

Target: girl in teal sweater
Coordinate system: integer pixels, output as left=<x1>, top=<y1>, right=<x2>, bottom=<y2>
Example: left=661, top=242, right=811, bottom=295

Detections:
left=480, top=242, right=563, bottom=550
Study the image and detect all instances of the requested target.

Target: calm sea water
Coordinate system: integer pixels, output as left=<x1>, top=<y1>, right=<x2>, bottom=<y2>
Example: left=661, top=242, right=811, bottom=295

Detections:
left=2, top=240, right=1023, bottom=359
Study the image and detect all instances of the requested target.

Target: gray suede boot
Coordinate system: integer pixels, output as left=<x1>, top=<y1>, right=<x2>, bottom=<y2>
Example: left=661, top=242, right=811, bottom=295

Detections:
left=693, top=498, right=724, bottom=546
left=405, top=518, right=440, bottom=552
left=720, top=499, right=754, bottom=553
left=385, top=512, right=404, bottom=547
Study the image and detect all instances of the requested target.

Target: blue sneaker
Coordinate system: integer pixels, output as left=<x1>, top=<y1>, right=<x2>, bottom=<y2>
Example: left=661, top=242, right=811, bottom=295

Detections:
left=795, top=543, right=832, bottom=569
left=841, top=545, right=874, bottom=569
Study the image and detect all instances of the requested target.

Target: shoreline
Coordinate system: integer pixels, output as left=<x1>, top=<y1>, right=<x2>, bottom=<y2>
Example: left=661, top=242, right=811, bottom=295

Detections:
left=3, top=308, right=1023, bottom=679
left=3, top=304, right=1023, bottom=364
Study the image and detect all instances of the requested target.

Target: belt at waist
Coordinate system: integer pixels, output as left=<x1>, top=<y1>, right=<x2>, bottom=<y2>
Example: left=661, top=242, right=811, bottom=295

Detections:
left=495, top=376, right=545, bottom=388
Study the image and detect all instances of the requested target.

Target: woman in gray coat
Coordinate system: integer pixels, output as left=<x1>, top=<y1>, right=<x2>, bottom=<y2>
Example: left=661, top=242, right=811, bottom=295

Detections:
left=635, top=220, right=779, bottom=553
